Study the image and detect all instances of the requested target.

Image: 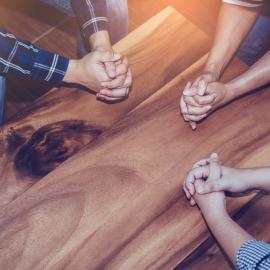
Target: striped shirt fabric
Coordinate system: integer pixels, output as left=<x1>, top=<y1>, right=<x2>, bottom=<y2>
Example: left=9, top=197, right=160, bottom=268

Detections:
left=237, top=240, right=270, bottom=269
left=0, top=28, right=69, bottom=85
left=223, top=0, right=264, bottom=8
left=71, top=0, right=109, bottom=40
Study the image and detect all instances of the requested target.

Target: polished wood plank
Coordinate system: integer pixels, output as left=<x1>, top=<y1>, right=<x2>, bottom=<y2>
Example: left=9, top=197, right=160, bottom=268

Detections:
left=128, top=0, right=221, bottom=36
left=161, top=0, right=221, bottom=36
left=0, top=0, right=68, bottom=42
left=0, top=7, right=210, bottom=206
left=34, top=18, right=77, bottom=58
left=0, top=55, right=262, bottom=270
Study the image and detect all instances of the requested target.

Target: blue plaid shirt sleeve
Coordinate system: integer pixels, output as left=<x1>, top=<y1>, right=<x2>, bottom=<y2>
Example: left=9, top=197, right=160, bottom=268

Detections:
left=71, top=0, right=109, bottom=41
left=236, top=240, right=270, bottom=269
left=0, top=28, right=69, bottom=85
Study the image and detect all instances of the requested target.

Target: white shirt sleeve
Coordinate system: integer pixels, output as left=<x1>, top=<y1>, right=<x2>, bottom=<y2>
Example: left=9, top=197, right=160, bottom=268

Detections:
left=222, top=0, right=264, bottom=8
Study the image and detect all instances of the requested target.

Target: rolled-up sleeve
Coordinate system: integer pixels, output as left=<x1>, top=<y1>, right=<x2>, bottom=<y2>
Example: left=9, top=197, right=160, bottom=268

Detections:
left=71, top=0, right=109, bottom=41
left=222, top=0, right=264, bottom=8
left=236, top=240, right=270, bottom=270
left=0, top=28, right=69, bottom=85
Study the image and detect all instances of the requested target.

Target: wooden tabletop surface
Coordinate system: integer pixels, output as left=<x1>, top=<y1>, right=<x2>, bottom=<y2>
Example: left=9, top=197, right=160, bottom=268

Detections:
left=0, top=3, right=269, bottom=270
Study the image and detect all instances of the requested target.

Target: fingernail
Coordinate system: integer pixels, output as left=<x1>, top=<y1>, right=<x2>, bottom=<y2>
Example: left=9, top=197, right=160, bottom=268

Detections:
left=113, top=52, right=120, bottom=57
left=211, top=153, right=218, bottom=159
left=183, top=91, right=191, bottom=96
left=198, top=88, right=205, bottom=96
left=206, top=105, right=212, bottom=110
left=101, top=83, right=106, bottom=87
left=198, top=81, right=206, bottom=95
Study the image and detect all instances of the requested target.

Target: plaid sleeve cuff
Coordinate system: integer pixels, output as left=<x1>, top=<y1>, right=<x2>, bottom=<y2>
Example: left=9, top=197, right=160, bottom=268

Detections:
left=32, top=49, right=69, bottom=84
left=71, top=0, right=109, bottom=41
left=0, top=28, right=69, bottom=85
left=236, top=240, right=270, bottom=270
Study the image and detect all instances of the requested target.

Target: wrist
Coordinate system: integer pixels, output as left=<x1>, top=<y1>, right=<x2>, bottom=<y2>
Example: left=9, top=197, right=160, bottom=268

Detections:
left=203, top=63, right=221, bottom=81
left=63, top=59, right=80, bottom=84
left=89, top=31, right=112, bottom=52
left=224, top=79, right=240, bottom=102
left=202, top=207, right=229, bottom=225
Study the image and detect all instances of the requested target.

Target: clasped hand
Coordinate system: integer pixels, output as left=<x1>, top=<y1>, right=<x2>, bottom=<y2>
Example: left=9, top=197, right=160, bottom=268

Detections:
left=183, top=153, right=255, bottom=216
left=180, top=72, right=230, bottom=130
left=64, top=49, right=132, bottom=102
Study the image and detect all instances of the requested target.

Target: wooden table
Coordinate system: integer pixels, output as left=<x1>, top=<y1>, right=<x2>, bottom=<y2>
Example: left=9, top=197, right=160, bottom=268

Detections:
left=0, top=6, right=269, bottom=270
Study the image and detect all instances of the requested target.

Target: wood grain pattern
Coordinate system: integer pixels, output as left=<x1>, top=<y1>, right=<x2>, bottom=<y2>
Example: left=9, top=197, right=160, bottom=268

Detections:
left=128, top=0, right=221, bottom=36
left=3, top=0, right=220, bottom=121
left=0, top=3, right=266, bottom=270
left=1, top=54, right=266, bottom=270
left=0, top=7, right=210, bottom=206
left=0, top=0, right=68, bottom=42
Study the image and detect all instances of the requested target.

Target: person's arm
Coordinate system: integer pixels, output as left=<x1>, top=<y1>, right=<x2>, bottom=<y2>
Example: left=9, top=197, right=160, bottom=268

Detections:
left=0, top=28, right=69, bottom=85
left=204, top=1, right=261, bottom=80
left=197, top=191, right=270, bottom=269
left=243, top=167, right=270, bottom=191
left=188, top=154, right=270, bottom=268
left=184, top=154, right=270, bottom=199
left=225, top=50, right=270, bottom=99
left=199, top=200, right=254, bottom=265
left=181, top=46, right=270, bottom=125
left=180, top=1, right=262, bottom=129
left=71, top=0, right=109, bottom=50
left=71, top=0, right=132, bottom=101
left=196, top=190, right=270, bottom=269
left=0, top=28, right=122, bottom=91
left=188, top=154, right=253, bottom=264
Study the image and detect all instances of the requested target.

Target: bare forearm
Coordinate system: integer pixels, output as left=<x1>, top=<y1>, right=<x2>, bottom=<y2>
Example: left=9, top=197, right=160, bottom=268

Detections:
left=205, top=3, right=260, bottom=79
left=240, top=167, right=270, bottom=191
left=203, top=211, right=254, bottom=265
left=226, top=51, right=270, bottom=99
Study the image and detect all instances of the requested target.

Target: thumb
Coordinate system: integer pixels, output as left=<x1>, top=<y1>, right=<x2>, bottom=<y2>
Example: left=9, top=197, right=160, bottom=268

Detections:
left=209, top=153, right=221, bottom=180
left=189, top=121, right=197, bottom=130
left=198, top=80, right=207, bottom=96
left=98, top=51, right=122, bottom=63
left=197, top=180, right=224, bottom=194
left=105, top=61, right=117, bottom=79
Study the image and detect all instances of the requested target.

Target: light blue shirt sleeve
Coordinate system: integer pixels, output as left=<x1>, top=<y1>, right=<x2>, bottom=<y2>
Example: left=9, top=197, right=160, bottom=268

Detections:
left=237, top=240, right=270, bottom=270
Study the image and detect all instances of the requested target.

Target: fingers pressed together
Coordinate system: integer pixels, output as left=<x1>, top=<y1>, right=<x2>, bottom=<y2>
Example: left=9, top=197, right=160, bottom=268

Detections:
left=180, top=79, right=217, bottom=130
left=97, top=55, right=132, bottom=102
left=183, top=153, right=221, bottom=206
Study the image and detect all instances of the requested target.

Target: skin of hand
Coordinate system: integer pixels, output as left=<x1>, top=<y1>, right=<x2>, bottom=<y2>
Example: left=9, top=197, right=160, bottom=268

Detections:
left=63, top=50, right=122, bottom=92
left=90, top=31, right=133, bottom=102
left=180, top=70, right=219, bottom=130
left=180, top=3, right=260, bottom=130
left=181, top=81, right=234, bottom=126
left=192, top=181, right=254, bottom=268
left=98, top=58, right=132, bottom=102
left=184, top=160, right=253, bottom=204
left=184, top=153, right=254, bottom=267
left=187, top=153, right=227, bottom=211
left=193, top=180, right=227, bottom=218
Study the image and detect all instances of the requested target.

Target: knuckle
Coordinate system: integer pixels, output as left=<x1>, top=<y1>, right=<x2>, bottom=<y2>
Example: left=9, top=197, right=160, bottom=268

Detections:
left=195, top=97, right=204, bottom=105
